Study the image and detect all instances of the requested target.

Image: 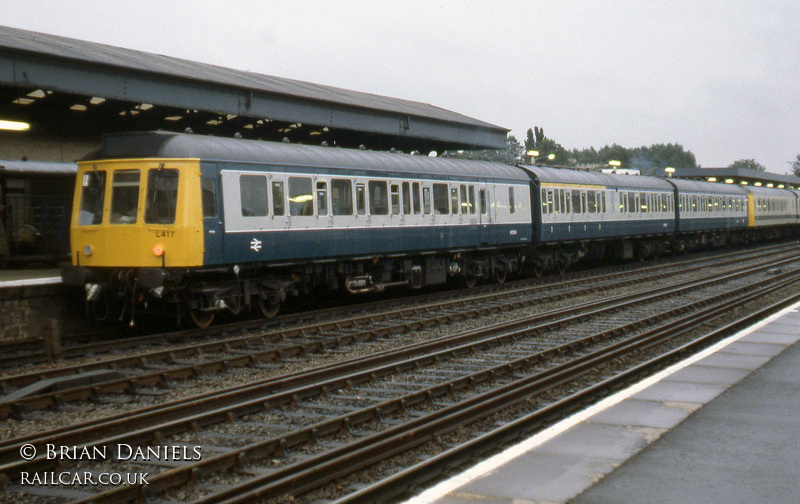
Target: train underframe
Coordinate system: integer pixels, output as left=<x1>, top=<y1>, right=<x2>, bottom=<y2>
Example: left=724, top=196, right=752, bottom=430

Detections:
left=64, top=247, right=528, bottom=328
left=530, top=225, right=798, bottom=276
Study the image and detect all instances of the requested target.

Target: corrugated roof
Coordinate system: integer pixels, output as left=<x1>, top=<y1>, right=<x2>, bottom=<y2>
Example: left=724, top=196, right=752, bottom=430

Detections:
left=96, top=131, right=528, bottom=180
left=0, top=159, right=77, bottom=176
left=0, top=25, right=504, bottom=132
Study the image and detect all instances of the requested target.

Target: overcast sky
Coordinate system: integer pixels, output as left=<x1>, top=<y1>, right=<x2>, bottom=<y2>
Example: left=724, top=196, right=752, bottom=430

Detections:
left=2, top=1, right=799, bottom=173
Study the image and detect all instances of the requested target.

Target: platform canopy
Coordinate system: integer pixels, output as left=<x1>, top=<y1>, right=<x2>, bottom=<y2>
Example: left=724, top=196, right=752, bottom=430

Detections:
left=0, top=25, right=508, bottom=153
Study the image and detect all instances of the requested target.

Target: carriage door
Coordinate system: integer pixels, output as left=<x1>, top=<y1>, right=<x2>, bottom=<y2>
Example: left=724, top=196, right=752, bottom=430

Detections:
left=201, top=164, right=224, bottom=261
left=478, top=182, right=490, bottom=245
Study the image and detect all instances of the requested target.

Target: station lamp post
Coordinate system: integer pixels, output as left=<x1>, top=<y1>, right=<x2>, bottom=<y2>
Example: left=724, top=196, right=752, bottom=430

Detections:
left=664, top=166, right=675, bottom=178
left=527, top=150, right=556, bottom=165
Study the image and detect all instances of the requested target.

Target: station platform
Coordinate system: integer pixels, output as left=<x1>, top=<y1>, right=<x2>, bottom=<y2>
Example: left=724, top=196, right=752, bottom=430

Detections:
left=407, top=300, right=800, bottom=504
left=0, top=268, right=62, bottom=289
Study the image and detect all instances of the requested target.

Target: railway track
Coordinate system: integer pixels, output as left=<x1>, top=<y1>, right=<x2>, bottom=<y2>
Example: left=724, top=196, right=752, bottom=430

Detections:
left=0, top=242, right=791, bottom=371
left=0, top=244, right=795, bottom=422
left=2, top=246, right=800, bottom=503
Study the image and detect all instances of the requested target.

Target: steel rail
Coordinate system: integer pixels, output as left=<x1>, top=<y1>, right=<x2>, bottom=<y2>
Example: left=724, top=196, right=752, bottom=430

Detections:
left=333, top=283, right=800, bottom=504
left=2, top=248, right=796, bottom=456
left=161, top=269, right=800, bottom=504
left=3, top=246, right=788, bottom=417
left=3, top=260, right=796, bottom=504
left=2, top=242, right=790, bottom=373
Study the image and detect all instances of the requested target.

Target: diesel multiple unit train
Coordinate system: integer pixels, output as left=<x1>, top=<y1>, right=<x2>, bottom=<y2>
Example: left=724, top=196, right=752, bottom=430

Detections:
left=62, top=131, right=800, bottom=327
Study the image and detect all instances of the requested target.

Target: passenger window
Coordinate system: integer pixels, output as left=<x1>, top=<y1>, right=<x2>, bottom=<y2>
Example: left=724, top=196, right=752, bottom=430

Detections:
left=433, top=183, right=449, bottom=214
left=509, top=186, right=516, bottom=214
left=331, top=179, right=353, bottom=216
left=554, top=189, right=560, bottom=214
left=451, top=187, right=459, bottom=214
left=402, top=182, right=411, bottom=214
left=317, top=181, right=328, bottom=216
left=587, top=191, right=596, bottom=213
left=240, top=174, right=268, bottom=217
left=391, top=184, right=400, bottom=215
left=480, top=189, right=487, bottom=214
left=546, top=189, right=553, bottom=214
left=573, top=190, right=582, bottom=213
left=423, top=186, right=432, bottom=214
left=289, top=177, right=313, bottom=216
left=413, top=182, right=421, bottom=214
left=110, top=170, right=141, bottom=224
left=460, top=185, right=468, bottom=214
left=79, top=169, right=106, bottom=225
left=468, top=186, right=476, bottom=214
left=201, top=178, right=217, bottom=218
left=272, top=181, right=285, bottom=216
left=356, top=184, right=366, bottom=215
left=369, top=180, right=388, bottom=215
left=541, top=188, right=548, bottom=214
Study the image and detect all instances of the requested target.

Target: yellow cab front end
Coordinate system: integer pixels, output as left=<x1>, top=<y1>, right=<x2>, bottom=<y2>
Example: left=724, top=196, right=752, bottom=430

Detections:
left=66, top=158, right=205, bottom=277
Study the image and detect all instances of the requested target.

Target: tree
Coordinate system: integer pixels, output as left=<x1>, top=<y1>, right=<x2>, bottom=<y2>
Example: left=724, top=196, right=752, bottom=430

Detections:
left=789, top=154, right=800, bottom=177
left=444, top=135, right=522, bottom=164
left=729, top=159, right=766, bottom=172
left=598, top=144, right=630, bottom=168
left=524, top=127, right=570, bottom=166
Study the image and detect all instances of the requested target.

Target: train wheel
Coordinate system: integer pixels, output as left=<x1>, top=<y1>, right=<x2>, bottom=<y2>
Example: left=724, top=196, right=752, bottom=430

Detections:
left=556, top=260, right=568, bottom=275
left=189, top=309, right=215, bottom=329
left=259, top=297, right=281, bottom=318
left=532, top=265, right=545, bottom=278
left=495, top=268, right=507, bottom=285
left=464, top=274, right=477, bottom=289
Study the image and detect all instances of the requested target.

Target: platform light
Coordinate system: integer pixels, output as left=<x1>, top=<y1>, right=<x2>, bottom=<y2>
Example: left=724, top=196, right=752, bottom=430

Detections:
left=89, top=97, right=106, bottom=105
left=0, top=119, right=30, bottom=131
left=70, top=104, right=87, bottom=111
left=754, top=182, right=762, bottom=187
left=767, top=183, right=774, bottom=188
left=164, top=116, right=183, bottom=122
left=707, top=177, right=717, bottom=182
left=27, top=89, right=47, bottom=99
left=12, top=98, right=35, bottom=105
left=725, top=179, right=734, bottom=184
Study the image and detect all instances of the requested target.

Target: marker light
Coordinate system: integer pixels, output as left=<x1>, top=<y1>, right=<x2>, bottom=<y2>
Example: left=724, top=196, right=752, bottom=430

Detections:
left=83, top=245, right=93, bottom=256
left=153, top=244, right=164, bottom=257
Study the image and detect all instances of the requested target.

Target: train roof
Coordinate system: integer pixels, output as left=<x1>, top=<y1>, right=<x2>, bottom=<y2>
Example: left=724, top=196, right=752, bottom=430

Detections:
left=521, top=165, right=674, bottom=190
left=740, top=184, right=798, bottom=197
left=666, top=178, right=748, bottom=195
left=94, top=131, right=529, bottom=181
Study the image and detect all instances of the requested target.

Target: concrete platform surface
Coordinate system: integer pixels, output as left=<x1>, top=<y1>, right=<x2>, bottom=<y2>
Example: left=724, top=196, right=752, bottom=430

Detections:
left=0, top=268, right=61, bottom=288
left=406, top=302, right=800, bottom=504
